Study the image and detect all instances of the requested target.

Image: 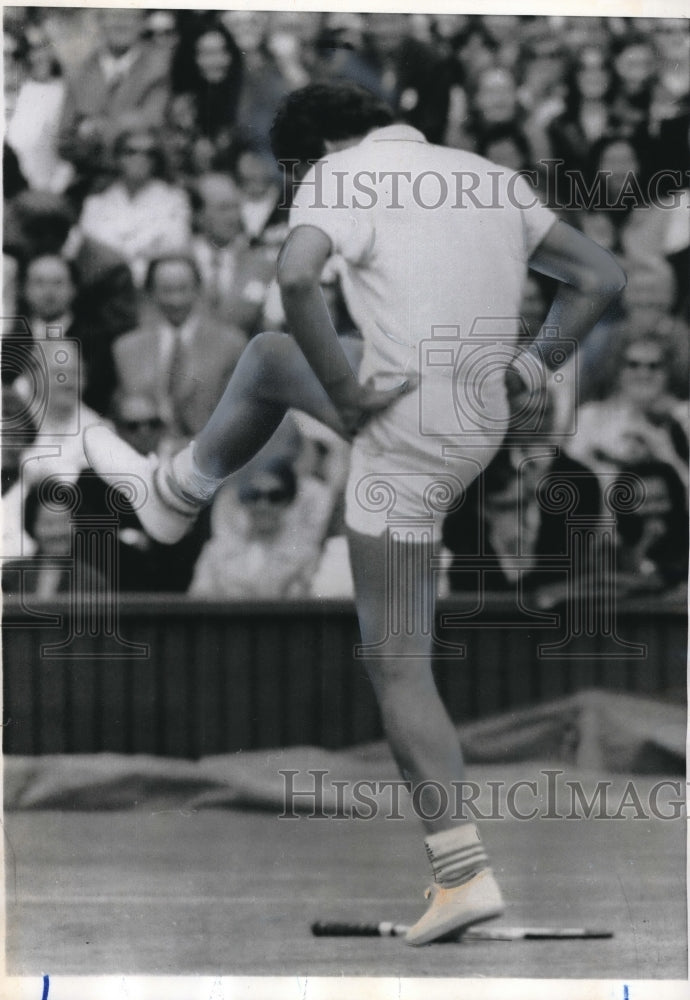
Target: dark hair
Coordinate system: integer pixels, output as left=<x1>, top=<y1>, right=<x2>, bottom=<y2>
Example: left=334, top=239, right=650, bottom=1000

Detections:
left=22, top=482, right=43, bottom=540
left=20, top=252, right=79, bottom=291
left=144, top=253, right=202, bottom=292
left=4, top=191, right=76, bottom=259
left=587, top=132, right=645, bottom=184
left=170, top=16, right=243, bottom=138
left=270, top=82, right=395, bottom=177
left=453, top=16, right=499, bottom=60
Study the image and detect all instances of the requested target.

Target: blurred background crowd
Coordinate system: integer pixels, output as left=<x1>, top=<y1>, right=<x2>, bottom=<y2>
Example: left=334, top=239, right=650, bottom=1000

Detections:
left=2, top=8, right=688, bottom=605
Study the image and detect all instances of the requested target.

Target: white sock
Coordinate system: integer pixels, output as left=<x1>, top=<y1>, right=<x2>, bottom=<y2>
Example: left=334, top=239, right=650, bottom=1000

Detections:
left=167, top=442, right=225, bottom=505
left=424, top=824, right=489, bottom=889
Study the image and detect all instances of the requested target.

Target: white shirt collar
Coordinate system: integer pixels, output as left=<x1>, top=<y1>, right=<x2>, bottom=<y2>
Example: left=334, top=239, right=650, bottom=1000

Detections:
left=359, top=124, right=428, bottom=146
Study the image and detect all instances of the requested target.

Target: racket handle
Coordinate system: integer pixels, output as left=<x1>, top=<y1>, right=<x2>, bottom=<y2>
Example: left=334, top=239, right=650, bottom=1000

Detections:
left=311, top=920, right=408, bottom=938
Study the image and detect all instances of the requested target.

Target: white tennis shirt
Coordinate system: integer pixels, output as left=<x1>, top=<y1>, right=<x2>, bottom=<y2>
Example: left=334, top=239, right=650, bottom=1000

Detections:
left=288, top=124, right=557, bottom=388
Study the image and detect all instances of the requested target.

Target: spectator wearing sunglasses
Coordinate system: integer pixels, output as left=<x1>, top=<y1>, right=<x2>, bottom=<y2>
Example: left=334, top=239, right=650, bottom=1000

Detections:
left=567, top=330, right=689, bottom=494
left=78, top=125, right=191, bottom=287
left=71, top=392, right=210, bottom=592
left=189, top=457, right=322, bottom=599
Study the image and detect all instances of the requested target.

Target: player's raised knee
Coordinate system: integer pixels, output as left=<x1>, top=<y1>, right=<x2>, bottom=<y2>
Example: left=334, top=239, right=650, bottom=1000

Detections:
left=248, top=330, right=292, bottom=368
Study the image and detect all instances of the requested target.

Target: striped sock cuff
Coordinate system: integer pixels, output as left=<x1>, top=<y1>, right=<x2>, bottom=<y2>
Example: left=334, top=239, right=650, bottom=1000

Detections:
left=168, top=443, right=223, bottom=506
left=425, top=824, right=489, bottom=889
left=154, top=462, right=204, bottom=516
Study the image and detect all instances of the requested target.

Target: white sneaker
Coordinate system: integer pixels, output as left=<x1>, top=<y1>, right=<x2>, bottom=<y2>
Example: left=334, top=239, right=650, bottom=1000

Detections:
left=83, top=424, right=200, bottom=545
left=404, top=869, right=504, bottom=946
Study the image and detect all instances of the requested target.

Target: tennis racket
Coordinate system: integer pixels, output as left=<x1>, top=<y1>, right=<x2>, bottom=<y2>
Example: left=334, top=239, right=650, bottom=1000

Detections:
left=311, top=921, right=613, bottom=940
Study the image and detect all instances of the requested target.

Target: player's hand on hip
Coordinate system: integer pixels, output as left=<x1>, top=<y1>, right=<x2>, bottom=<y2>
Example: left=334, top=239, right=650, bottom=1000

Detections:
left=336, top=376, right=417, bottom=440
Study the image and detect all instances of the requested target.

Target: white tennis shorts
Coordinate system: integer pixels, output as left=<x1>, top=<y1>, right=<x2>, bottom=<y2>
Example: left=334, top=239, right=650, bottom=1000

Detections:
left=344, top=373, right=510, bottom=538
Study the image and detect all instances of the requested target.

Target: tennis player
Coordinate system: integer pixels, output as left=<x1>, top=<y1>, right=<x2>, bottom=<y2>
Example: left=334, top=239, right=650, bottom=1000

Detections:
left=85, top=83, right=626, bottom=945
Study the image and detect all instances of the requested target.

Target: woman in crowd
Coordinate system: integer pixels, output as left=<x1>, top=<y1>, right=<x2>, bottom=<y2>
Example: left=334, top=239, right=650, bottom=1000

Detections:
left=6, top=23, right=74, bottom=193
left=169, top=17, right=244, bottom=173
left=579, top=134, right=687, bottom=277
left=567, top=330, right=689, bottom=495
left=3, top=477, right=107, bottom=598
left=189, top=457, right=323, bottom=599
left=78, top=124, right=191, bottom=286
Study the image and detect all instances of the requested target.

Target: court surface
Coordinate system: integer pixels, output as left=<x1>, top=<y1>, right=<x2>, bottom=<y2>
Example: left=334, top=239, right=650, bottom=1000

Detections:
left=5, top=766, right=686, bottom=980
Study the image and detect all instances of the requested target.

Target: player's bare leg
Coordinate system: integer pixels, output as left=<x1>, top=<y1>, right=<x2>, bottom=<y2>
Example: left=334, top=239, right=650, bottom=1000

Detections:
left=84, top=332, right=353, bottom=543
left=347, top=528, right=504, bottom=944
left=194, top=331, right=351, bottom=477
left=347, top=528, right=467, bottom=824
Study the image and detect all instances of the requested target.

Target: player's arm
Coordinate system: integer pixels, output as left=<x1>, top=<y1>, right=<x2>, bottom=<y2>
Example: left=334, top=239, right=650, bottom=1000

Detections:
left=277, top=225, right=359, bottom=396
left=525, top=219, right=626, bottom=369
left=277, top=225, right=411, bottom=435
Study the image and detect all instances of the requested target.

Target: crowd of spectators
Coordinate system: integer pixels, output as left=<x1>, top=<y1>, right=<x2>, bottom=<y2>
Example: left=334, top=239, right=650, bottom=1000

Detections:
left=3, top=9, right=688, bottom=606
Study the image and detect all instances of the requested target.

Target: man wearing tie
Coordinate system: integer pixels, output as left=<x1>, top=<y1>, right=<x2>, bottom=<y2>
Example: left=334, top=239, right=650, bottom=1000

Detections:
left=191, top=173, right=281, bottom=337
left=111, top=254, right=247, bottom=452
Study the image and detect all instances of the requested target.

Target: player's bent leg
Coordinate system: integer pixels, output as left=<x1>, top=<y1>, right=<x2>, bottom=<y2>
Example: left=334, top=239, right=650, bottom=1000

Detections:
left=194, top=331, right=351, bottom=477
left=347, top=527, right=504, bottom=944
left=85, top=332, right=352, bottom=544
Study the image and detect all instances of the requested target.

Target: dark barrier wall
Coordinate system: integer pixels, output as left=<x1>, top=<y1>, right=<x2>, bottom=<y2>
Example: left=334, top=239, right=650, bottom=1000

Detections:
left=3, top=596, right=686, bottom=757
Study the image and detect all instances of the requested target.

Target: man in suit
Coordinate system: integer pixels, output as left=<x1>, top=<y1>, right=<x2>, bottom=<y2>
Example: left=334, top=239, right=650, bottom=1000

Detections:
left=20, top=253, right=116, bottom=413
left=112, top=254, right=247, bottom=450
left=233, top=145, right=290, bottom=252
left=57, top=8, right=170, bottom=190
left=191, top=172, right=278, bottom=337
left=3, top=191, right=139, bottom=347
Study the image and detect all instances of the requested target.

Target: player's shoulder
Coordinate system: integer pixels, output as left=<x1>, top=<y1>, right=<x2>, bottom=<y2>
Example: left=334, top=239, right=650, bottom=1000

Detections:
left=423, top=141, right=501, bottom=171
